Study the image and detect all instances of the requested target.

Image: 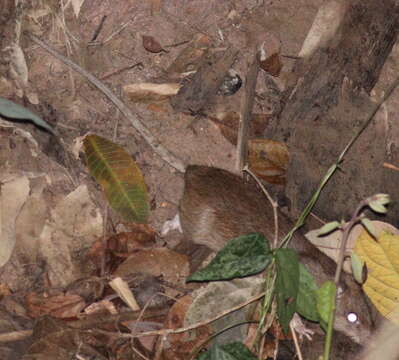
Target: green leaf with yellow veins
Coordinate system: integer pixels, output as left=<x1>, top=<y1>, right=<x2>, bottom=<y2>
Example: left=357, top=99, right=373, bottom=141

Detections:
left=355, top=230, right=399, bottom=322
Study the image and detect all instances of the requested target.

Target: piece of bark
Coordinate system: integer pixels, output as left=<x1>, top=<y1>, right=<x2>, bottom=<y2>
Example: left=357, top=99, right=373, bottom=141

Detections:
left=236, top=49, right=260, bottom=171
left=267, top=0, right=399, bottom=225
left=170, top=47, right=238, bottom=114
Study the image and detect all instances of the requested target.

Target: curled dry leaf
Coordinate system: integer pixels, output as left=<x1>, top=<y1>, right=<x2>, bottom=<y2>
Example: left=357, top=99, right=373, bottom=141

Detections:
left=142, top=35, right=165, bottom=53
left=109, top=277, right=140, bottom=311
left=248, top=139, right=289, bottom=184
left=123, top=82, right=181, bottom=102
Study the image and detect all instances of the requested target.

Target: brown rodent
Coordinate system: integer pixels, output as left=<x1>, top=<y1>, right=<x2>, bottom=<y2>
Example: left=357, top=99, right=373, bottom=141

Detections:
left=179, top=165, right=373, bottom=343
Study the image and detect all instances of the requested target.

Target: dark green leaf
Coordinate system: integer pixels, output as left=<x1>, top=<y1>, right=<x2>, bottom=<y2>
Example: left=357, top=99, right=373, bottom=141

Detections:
left=0, top=97, right=55, bottom=134
left=187, top=233, right=272, bottom=282
left=197, top=342, right=257, bottom=360
left=296, top=263, right=320, bottom=322
left=275, top=248, right=299, bottom=333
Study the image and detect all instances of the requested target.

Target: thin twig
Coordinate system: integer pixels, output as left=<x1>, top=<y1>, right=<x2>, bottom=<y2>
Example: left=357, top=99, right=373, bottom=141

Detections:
left=290, top=322, right=304, bottom=360
left=236, top=50, right=259, bottom=171
left=244, top=166, right=279, bottom=248
left=334, top=200, right=366, bottom=284
left=89, top=19, right=133, bottom=46
left=27, top=33, right=186, bottom=173
left=90, top=15, right=107, bottom=42
left=98, top=292, right=265, bottom=339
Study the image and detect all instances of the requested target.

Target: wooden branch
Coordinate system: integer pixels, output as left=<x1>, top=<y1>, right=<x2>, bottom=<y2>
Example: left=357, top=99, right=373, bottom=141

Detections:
left=236, top=49, right=259, bottom=172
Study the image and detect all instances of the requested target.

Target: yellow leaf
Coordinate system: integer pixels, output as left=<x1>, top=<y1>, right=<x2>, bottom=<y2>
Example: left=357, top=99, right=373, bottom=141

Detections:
left=84, top=135, right=149, bottom=223
left=355, top=231, right=399, bottom=322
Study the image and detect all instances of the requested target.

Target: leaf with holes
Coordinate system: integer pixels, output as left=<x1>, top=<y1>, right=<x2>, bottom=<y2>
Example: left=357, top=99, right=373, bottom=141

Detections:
left=84, top=135, right=149, bottom=223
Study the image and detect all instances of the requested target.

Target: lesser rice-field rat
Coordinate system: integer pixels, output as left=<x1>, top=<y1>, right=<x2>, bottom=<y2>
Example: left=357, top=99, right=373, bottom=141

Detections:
left=178, top=165, right=373, bottom=343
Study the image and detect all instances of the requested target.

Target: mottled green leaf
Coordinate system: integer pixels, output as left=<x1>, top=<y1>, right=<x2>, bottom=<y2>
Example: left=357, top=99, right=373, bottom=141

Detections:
left=187, top=233, right=272, bottom=282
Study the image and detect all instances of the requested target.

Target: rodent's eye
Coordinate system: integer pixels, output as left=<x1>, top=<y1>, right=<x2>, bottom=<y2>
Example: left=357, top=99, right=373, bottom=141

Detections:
left=347, top=312, right=358, bottom=323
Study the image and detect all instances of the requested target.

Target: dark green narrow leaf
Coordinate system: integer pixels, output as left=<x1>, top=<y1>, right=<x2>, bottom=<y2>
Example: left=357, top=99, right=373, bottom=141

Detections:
left=187, top=233, right=272, bottom=282
left=0, top=97, right=55, bottom=134
left=275, top=248, right=299, bottom=334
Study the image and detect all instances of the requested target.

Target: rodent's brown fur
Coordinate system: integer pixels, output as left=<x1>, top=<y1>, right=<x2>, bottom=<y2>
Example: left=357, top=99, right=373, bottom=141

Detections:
left=179, top=165, right=373, bottom=343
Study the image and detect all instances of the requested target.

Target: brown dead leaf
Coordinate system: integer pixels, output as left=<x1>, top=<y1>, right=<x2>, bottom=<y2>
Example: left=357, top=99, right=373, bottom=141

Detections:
left=26, top=292, right=85, bottom=318
left=259, top=53, right=283, bottom=77
left=163, top=295, right=211, bottom=360
left=166, top=295, right=193, bottom=344
left=87, top=226, right=156, bottom=272
left=108, top=227, right=156, bottom=257
left=209, top=111, right=270, bottom=145
left=142, top=35, right=165, bottom=53
left=248, top=139, right=289, bottom=184
left=114, top=248, right=190, bottom=286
